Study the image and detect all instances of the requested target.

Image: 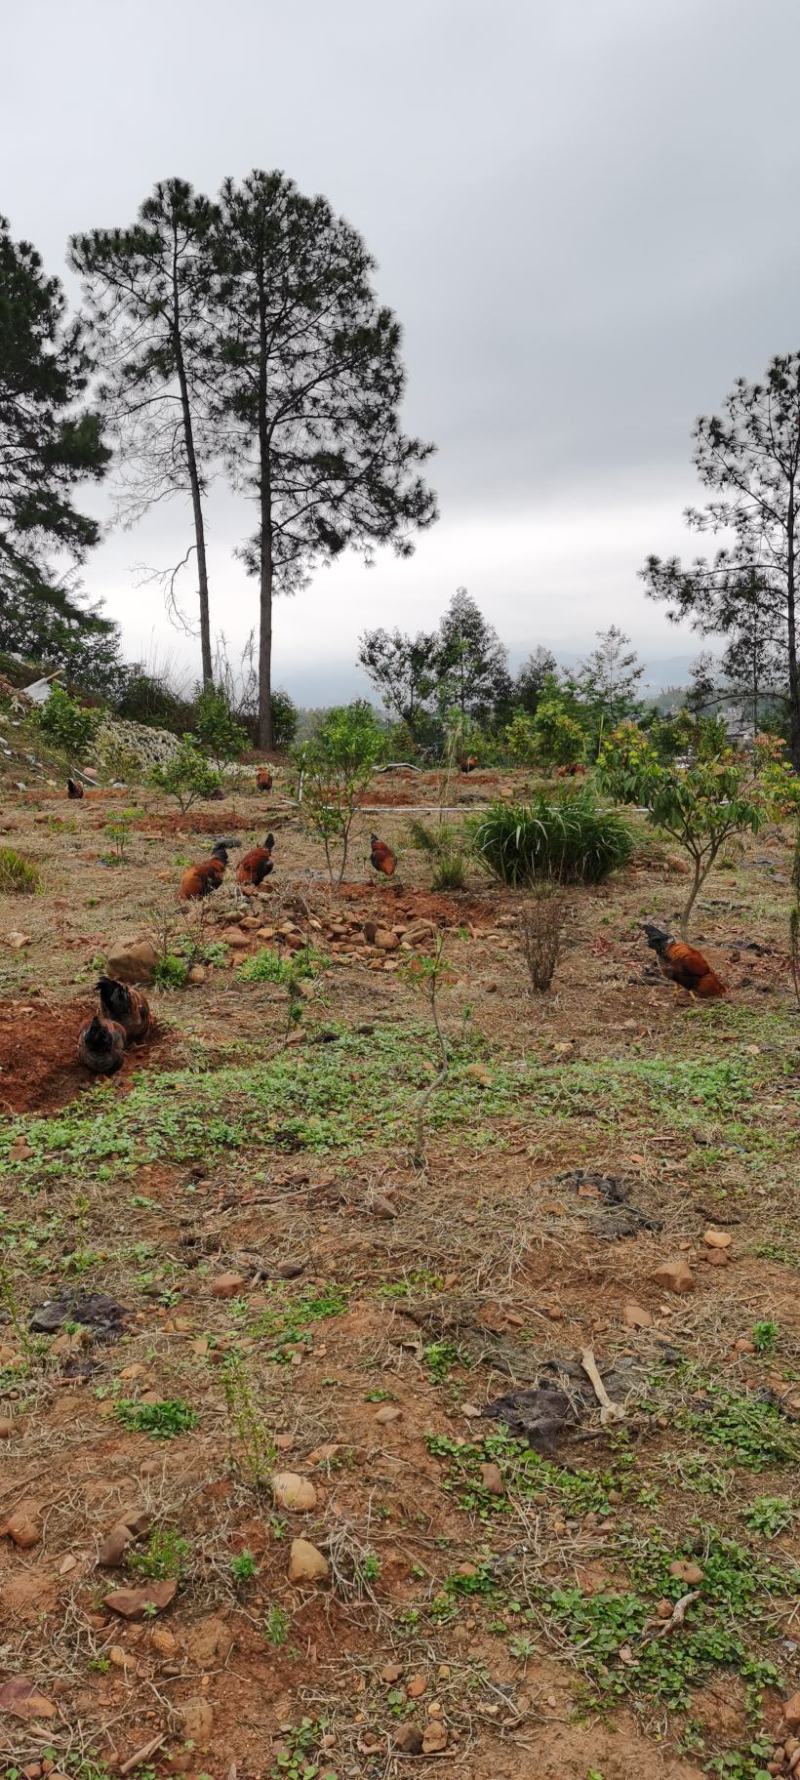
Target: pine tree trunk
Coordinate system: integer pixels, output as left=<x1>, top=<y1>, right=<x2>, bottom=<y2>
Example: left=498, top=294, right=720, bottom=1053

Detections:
left=256, top=253, right=274, bottom=751
left=170, top=223, right=213, bottom=688
left=787, top=487, right=800, bottom=768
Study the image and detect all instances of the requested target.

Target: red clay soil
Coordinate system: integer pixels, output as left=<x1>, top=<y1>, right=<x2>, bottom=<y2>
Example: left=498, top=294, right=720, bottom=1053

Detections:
left=0, top=998, right=165, bottom=1116
left=134, top=807, right=260, bottom=836
left=337, top=882, right=500, bottom=927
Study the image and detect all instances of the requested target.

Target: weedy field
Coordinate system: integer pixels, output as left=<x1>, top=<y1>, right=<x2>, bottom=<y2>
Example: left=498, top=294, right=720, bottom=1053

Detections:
left=1, top=763, right=799, bottom=1780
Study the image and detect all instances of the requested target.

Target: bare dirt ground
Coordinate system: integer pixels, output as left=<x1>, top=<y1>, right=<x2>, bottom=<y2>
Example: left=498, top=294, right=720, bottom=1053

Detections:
left=1, top=764, right=799, bottom=1780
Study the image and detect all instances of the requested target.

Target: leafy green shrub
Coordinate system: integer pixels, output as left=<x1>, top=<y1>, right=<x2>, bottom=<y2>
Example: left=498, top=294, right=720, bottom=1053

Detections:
left=472, top=791, right=632, bottom=886
left=528, top=697, right=587, bottom=769
left=154, top=953, right=190, bottom=990
left=271, top=688, right=298, bottom=751
left=149, top=737, right=222, bottom=812
left=236, top=944, right=325, bottom=984
left=295, top=701, right=384, bottom=886
left=96, top=732, right=143, bottom=784
left=114, top=1398, right=197, bottom=1439
left=503, top=712, right=540, bottom=767
left=0, top=847, right=41, bottom=894
left=599, top=721, right=764, bottom=933
left=128, top=1527, right=189, bottom=1579
left=194, top=686, right=248, bottom=767
left=36, top=685, right=101, bottom=759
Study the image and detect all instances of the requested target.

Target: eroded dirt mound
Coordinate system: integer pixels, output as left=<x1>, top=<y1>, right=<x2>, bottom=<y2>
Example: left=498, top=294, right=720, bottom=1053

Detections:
left=0, top=998, right=165, bottom=1115
left=338, top=882, right=500, bottom=927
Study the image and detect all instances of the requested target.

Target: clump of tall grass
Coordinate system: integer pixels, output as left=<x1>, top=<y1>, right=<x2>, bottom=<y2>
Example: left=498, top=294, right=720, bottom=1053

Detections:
left=0, top=847, right=41, bottom=895
left=471, top=790, right=632, bottom=887
left=407, top=818, right=468, bottom=891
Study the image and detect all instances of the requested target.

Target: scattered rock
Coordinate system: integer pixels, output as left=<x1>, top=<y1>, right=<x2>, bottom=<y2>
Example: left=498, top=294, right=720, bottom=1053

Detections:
left=623, top=1302, right=653, bottom=1329
left=3, top=1511, right=40, bottom=1550
left=29, top=1292, right=127, bottom=1341
left=703, top=1248, right=730, bottom=1268
left=103, top=1580, right=177, bottom=1618
left=669, top=1559, right=704, bottom=1586
left=187, top=964, right=207, bottom=985
left=479, top=1462, right=504, bottom=1495
left=98, top=1521, right=136, bottom=1567
left=4, top=932, right=31, bottom=950
left=406, top=1674, right=427, bottom=1698
left=462, top=1403, right=481, bottom=1418
left=288, top=1538, right=329, bottom=1582
left=422, top=1722, right=448, bottom=1754
left=394, top=1724, right=423, bottom=1754
left=150, top=1627, right=178, bottom=1657
left=177, top=1696, right=214, bottom=1747
left=784, top=1695, right=800, bottom=1731
left=373, top=928, right=400, bottom=951
left=703, top=1228, right=733, bottom=1249
left=271, top=1472, right=317, bottom=1512
left=734, top=1337, right=756, bottom=1354
left=105, top=937, right=158, bottom=986
left=652, top=1258, right=695, bottom=1295
left=375, top=1405, right=402, bottom=1424
left=185, top=1615, right=233, bottom=1667
left=211, top=1272, right=247, bottom=1300
left=0, top=1678, right=56, bottom=1720
left=382, top=1661, right=403, bottom=1683
left=0, top=1417, right=15, bottom=1438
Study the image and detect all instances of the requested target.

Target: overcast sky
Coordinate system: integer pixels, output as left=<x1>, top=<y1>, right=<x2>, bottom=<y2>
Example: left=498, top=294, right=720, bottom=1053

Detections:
left=5, top=0, right=800, bottom=702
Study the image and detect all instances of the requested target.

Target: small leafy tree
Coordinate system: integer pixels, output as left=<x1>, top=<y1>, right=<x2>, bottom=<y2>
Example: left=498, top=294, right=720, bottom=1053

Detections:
left=599, top=722, right=764, bottom=935
left=193, top=686, right=248, bottom=768
left=530, top=696, right=587, bottom=769
left=294, top=701, right=383, bottom=887
left=514, top=646, right=558, bottom=716
left=36, top=684, right=101, bottom=759
left=149, top=737, right=222, bottom=812
left=575, top=625, right=645, bottom=749
left=399, top=933, right=454, bottom=1167
left=503, top=712, right=539, bottom=767
left=271, top=689, right=298, bottom=751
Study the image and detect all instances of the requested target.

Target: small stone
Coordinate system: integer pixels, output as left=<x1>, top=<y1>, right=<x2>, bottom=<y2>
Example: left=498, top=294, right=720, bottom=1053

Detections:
left=103, top=1580, right=177, bottom=1618
left=108, top=1645, right=131, bottom=1670
left=274, top=1432, right=295, bottom=1452
left=703, top=1248, right=730, bottom=1268
left=375, top=1405, right=402, bottom=1424
left=4, top=1511, right=40, bottom=1550
left=187, top=964, right=207, bottom=985
left=479, top=1462, right=504, bottom=1496
left=177, top=1696, right=214, bottom=1747
left=422, top=1722, right=448, bottom=1754
left=394, top=1725, right=423, bottom=1754
left=97, top=1521, right=135, bottom=1567
left=381, top=1662, right=403, bottom=1683
left=669, top=1559, right=704, bottom=1585
left=703, top=1228, right=733, bottom=1249
left=0, top=1418, right=14, bottom=1439
left=734, top=1338, right=756, bottom=1354
left=59, top=1555, right=77, bottom=1575
left=406, top=1674, right=427, bottom=1698
left=211, top=1271, right=247, bottom=1299
left=150, top=1627, right=177, bottom=1656
left=226, top=930, right=251, bottom=948
left=307, top=1443, right=340, bottom=1466
left=106, top=938, right=157, bottom=986
left=785, top=1695, right=800, bottom=1731
left=656, top=1598, right=674, bottom=1618
left=272, top=1472, right=317, bottom=1512
left=652, top=1258, right=695, bottom=1295
left=373, top=928, right=400, bottom=951
left=461, top=1403, right=481, bottom=1419
left=623, top=1302, right=653, bottom=1329
left=288, top=1538, right=329, bottom=1583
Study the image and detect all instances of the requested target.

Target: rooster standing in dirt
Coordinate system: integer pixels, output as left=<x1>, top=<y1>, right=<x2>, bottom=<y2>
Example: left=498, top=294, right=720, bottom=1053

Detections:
left=96, top=977, right=150, bottom=1041
left=370, top=833, right=397, bottom=878
left=642, top=923, right=726, bottom=999
left=77, top=1013, right=126, bottom=1074
left=236, top=833, right=275, bottom=889
left=180, top=842, right=231, bottom=901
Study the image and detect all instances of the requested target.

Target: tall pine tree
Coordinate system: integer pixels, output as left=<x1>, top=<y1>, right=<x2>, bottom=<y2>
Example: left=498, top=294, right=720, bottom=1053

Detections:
left=0, top=214, right=109, bottom=651
left=71, top=180, right=219, bottom=685
left=211, top=170, right=437, bottom=747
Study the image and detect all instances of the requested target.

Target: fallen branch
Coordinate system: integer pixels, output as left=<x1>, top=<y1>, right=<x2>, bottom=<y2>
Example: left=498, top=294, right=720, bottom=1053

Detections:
left=580, top=1346, right=625, bottom=1425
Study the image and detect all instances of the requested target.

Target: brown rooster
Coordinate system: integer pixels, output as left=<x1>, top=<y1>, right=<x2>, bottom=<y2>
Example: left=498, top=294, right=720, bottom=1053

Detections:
left=77, top=1013, right=126, bottom=1075
left=236, top=833, right=275, bottom=889
left=96, top=976, right=150, bottom=1041
left=556, top=762, right=587, bottom=779
left=256, top=767, right=273, bottom=792
left=179, top=841, right=230, bottom=901
left=67, top=777, right=84, bottom=799
left=370, top=832, right=397, bottom=877
left=458, top=754, right=479, bottom=774
left=643, top=923, right=726, bottom=998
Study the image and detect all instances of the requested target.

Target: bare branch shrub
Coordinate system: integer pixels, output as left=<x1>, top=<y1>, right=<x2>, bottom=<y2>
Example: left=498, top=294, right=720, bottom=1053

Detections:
left=518, top=888, right=570, bottom=992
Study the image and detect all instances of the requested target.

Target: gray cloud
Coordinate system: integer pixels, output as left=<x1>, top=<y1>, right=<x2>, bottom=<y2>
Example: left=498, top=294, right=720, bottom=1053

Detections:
left=4, top=0, right=800, bottom=692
